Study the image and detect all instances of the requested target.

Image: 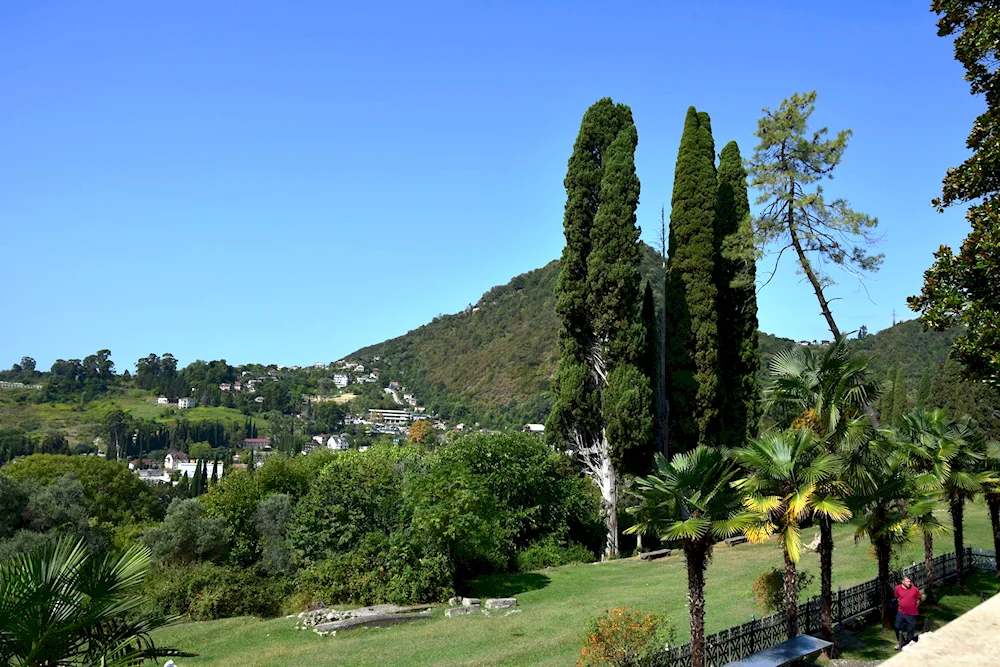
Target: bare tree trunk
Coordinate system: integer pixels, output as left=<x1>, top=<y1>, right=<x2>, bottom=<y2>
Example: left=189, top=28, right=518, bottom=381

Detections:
left=819, top=515, right=837, bottom=655
left=988, top=494, right=1000, bottom=578
left=686, top=541, right=709, bottom=667
left=783, top=545, right=799, bottom=640
left=924, top=531, right=936, bottom=601
left=595, top=440, right=619, bottom=559
left=877, top=536, right=894, bottom=629
left=950, top=494, right=966, bottom=579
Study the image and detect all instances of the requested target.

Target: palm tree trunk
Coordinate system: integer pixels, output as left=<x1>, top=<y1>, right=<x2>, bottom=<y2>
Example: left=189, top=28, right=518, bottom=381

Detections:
left=988, top=494, right=1000, bottom=578
left=924, top=531, right=936, bottom=601
left=950, top=494, right=966, bottom=578
left=877, top=536, right=894, bottom=629
left=783, top=544, right=799, bottom=640
left=686, top=541, right=709, bottom=667
left=819, top=515, right=836, bottom=655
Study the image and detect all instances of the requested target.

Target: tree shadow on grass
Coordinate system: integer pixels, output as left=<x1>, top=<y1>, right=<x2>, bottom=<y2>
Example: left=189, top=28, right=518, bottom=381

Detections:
left=465, top=572, right=551, bottom=599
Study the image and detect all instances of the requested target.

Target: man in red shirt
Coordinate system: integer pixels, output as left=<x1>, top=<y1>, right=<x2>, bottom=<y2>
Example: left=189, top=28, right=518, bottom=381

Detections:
left=894, top=576, right=922, bottom=649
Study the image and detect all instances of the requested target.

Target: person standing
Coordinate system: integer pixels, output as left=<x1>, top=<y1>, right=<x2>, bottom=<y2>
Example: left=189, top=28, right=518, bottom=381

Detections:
left=894, top=576, right=922, bottom=649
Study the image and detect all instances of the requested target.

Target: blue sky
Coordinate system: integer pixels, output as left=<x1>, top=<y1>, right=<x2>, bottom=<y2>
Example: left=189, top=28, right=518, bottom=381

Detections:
left=0, top=1, right=979, bottom=371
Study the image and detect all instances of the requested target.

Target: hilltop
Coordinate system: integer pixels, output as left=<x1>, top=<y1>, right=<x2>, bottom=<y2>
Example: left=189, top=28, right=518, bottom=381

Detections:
left=348, top=247, right=960, bottom=427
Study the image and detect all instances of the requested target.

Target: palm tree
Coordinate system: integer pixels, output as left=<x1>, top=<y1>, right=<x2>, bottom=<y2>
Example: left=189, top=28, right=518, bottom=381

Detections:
left=851, top=443, right=945, bottom=628
left=762, top=339, right=877, bottom=647
left=626, top=447, right=750, bottom=667
left=982, top=441, right=1000, bottom=577
left=889, top=409, right=993, bottom=581
left=0, top=537, right=190, bottom=667
left=734, top=428, right=850, bottom=641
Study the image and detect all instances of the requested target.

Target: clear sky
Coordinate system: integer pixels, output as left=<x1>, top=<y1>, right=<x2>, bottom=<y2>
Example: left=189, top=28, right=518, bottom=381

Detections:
left=0, top=1, right=980, bottom=371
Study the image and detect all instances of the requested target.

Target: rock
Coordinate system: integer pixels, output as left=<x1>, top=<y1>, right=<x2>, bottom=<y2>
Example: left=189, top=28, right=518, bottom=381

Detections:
left=485, top=598, right=517, bottom=609
left=445, top=606, right=476, bottom=617
left=462, top=597, right=482, bottom=607
left=481, top=609, right=492, bottom=616
left=504, top=609, right=522, bottom=616
left=448, top=596, right=462, bottom=607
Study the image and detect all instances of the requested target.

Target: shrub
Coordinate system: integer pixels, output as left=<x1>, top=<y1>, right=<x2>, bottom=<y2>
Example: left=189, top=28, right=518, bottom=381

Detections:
left=751, top=567, right=815, bottom=614
left=516, top=539, right=595, bottom=572
left=297, top=532, right=453, bottom=606
left=143, top=562, right=289, bottom=620
left=578, top=607, right=675, bottom=667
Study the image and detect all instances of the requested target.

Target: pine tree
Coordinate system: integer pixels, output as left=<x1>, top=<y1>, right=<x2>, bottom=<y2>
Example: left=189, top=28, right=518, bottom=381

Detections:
left=665, top=107, right=721, bottom=452
left=547, top=98, right=651, bottom=558
left=917, top=369, right=932, bottom=410
left=716, top=140, right=761, bottom=447
left=211, top=457, right=219, bottom=484
left=892, top=366, right=907, bottom=423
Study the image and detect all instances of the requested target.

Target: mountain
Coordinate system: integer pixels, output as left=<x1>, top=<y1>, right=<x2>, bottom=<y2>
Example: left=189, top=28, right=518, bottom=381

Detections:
left=348, top=247, right=960, bottom=427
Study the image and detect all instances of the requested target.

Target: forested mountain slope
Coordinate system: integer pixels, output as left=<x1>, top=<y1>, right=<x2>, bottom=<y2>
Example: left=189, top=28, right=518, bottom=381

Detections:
left=350, top=247, right=960, bottom=427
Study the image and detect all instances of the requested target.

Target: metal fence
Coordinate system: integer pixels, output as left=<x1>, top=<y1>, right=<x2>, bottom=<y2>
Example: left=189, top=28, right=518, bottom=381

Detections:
left=649, top=547, right=997, bottom=667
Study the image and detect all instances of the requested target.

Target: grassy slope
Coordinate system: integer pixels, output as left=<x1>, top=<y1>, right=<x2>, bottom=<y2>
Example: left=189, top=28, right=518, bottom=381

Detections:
left=0, top=390, right=262, bottom=445
left=150, top=503, right=996, bottom=667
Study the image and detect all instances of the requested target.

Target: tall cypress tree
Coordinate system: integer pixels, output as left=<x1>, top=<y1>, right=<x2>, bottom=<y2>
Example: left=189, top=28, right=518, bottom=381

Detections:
left=639, top=281, right=661, bottom=455
left=893, top=366, right=908, bottom=423
left=547, top=98, right=650, bottom=558
left=716, top=141, right=760, bottom=446
left=880, top=367, right=897, bottom=426
left=664, top=107, right=721, bottom=452
left=917, top=369, right=932, bottom=410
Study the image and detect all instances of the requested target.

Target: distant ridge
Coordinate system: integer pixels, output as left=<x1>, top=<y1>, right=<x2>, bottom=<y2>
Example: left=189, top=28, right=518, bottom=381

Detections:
left=348, top=245, right=957, bottom=427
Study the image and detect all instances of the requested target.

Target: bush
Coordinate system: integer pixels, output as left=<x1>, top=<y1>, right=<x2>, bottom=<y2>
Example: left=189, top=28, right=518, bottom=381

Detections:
left=143, top=562, right=289, bottom=621
left=298, top=532, right=453, bottom=606
left=578, top=607, right=675, bottom=667
left=751, top=567, right=815, bottom=614
left=516, top=539, right=595, bottom=572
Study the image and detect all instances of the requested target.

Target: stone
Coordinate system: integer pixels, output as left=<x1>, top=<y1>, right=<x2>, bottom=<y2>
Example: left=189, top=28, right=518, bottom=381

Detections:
left=485, top=598, right=517, bottom=609
left=481, top=609, right=492, bottom=616
left=448, top=596, right=462, bottom=607
left=504, top=609, right=522, bottom=616
left=445, top=606, right=476, bottom=617
left=462, top=597, right=481, bottom=607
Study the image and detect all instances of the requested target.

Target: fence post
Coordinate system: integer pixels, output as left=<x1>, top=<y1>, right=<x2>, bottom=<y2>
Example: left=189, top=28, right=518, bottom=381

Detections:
left=837, top=587, right=842, bottom=624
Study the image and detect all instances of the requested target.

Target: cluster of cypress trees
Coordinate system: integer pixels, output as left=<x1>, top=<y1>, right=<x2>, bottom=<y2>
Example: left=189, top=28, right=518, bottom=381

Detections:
left=546, top=98, right=655, bottom=557
left=548, top=100, right=760, bottom=556
left=664, top=106, right=760, bottom=453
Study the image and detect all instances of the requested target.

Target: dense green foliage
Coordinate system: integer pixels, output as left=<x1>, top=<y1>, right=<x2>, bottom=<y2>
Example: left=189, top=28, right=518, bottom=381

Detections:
left=716, top=140, right=761, bottom=446
left=664, top=107, right=722, bottom=452
left=909, top=1, right=1000, bottom=386
left=0, top=537, right=188, bottom=666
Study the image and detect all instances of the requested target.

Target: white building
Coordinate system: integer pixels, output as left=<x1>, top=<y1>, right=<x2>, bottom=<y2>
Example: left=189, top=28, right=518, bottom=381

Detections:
left=368, top=408, right=412, bottom=425
left=176, top=460, right=222, bottom=479
left=523, top=423, right=545, bottom=434
left=178, top=397, right=195, bottom=409
left=164, top=451, right=189, bottom=471
left=333, top=374, right=350, bottom=388
left=156, top=396, right=169, bottom=404
left=327, top=435, right=350, bottom=451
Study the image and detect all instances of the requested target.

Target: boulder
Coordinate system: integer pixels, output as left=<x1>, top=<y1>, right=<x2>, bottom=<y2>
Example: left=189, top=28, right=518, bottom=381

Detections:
left=462, top=597, right=482, bottom=607
left=504, top=609, right=522, bottom=616
left=485, top=598, right=517, bottom=609
left=448, top=597, right=462, bottom=607
left=445, top=606, right=476, bottom=617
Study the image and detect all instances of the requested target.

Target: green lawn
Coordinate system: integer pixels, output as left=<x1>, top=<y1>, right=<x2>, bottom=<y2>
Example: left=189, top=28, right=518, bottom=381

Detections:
left=149, top=502, right=997, bottom=667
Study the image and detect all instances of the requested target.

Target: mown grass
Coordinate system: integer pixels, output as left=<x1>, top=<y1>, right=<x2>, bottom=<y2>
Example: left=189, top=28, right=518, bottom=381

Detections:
left=148, top=502, right=996, bottom=667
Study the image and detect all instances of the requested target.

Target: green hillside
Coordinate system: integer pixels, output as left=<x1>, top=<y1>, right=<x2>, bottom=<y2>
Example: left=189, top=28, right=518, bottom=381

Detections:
left=350, top=248, right=966, bottom=427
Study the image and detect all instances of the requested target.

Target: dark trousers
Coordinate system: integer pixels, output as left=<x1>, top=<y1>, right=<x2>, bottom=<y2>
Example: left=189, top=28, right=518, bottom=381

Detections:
left=895, top=612, right=917, bottom=646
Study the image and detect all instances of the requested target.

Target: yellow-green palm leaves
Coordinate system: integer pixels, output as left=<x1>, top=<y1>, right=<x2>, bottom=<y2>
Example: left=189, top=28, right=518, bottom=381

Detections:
left=734, top=429, right=851, bottom=564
